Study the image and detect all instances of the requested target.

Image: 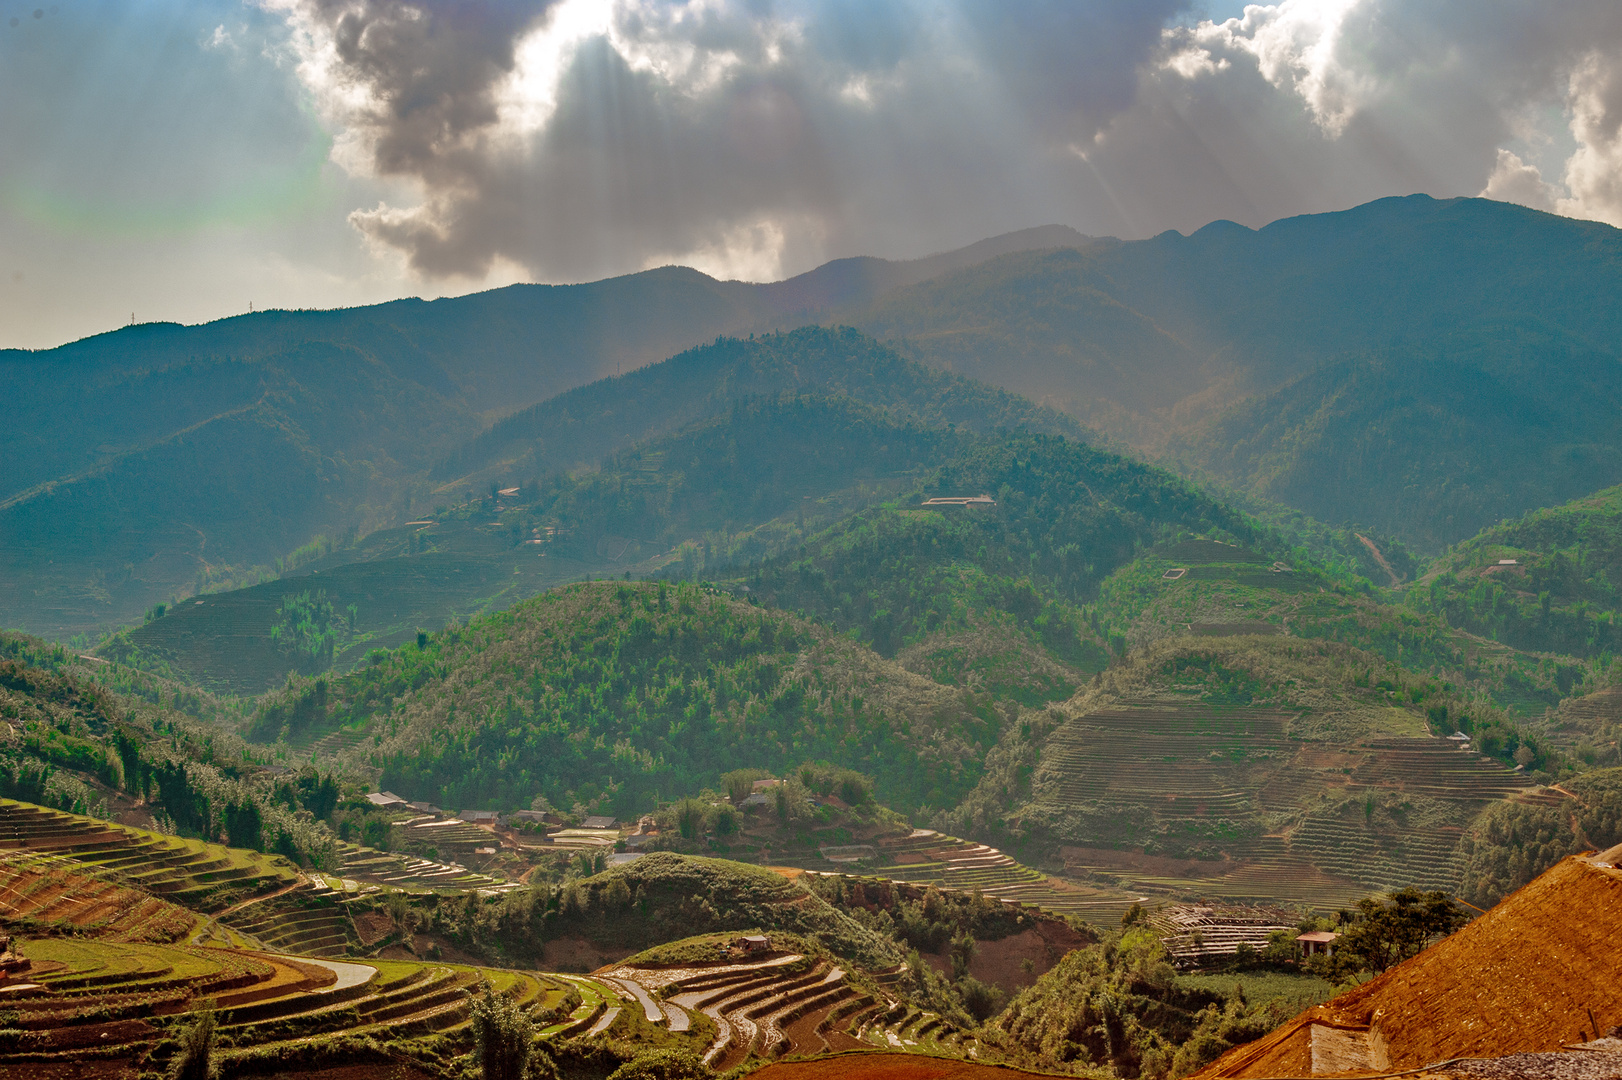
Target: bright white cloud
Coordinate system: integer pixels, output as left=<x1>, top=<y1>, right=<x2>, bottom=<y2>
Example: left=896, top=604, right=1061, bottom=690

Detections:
left=1559, top=50, right=1622, bottom=227
left=1481, top=149, right=1558, bottom=213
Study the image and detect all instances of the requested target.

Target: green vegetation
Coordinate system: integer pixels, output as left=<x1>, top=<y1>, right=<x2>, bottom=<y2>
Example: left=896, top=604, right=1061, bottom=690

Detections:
left=470, top=981, right=536, bottom=1080
left=991, top=928, right=1278, bottom=1079
left=1457, top=766, right=1622, bottom=907
left=262, top=580, right=1013, bottom=817
left=462, top=853, right=903, bottom=969
left=1410, top=483, right=1622, bottom=659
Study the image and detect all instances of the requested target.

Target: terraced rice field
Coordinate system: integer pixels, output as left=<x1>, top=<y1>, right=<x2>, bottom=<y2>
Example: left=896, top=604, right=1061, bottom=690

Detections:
left=222, top=879, right=360, bottom=957
left=600, top=950, right=942, bottom=1069
left=751, top=1052, right=1062, bottom=1080
left=1036, top=699, right=1535, bottom=908
left=864, top=831, right=1144, bottom=923
left=0, top=800, right=296, bottom=912
left=336, top=842, right=517, bottom=894
left=1147, top=903, right=1295, bottom=964
left=0, top=934, right=571, bottom=1071
left=0, top=857, right=198, bottom=941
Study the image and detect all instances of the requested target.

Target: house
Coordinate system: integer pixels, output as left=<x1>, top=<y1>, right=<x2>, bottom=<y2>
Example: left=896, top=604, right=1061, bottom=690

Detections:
left=1295, top=930, right=1339, bottom=957
left=507, top=810, right=558, bottom=827
left=365, top=791, right=407, bottom=808
left=459, top=810, right=500, bottom=825
left=406, top=801, right=442, bottom=817
left=734, top=934, right=770, bottom=954
left=581, top=815, right=618, bottom=830
left=751, top=778, right=781, bottom=792
left=921, top=495, right=997, bottom=508
left=739, top=792, right=770, bottom=810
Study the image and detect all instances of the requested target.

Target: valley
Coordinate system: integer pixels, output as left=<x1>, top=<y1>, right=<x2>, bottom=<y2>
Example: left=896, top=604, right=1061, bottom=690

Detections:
left=6, top=195, right=1622, bottom=1079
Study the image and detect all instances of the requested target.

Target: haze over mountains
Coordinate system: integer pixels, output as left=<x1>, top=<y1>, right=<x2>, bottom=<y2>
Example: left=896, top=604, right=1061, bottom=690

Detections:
left=6, top=194, right=1622, bottom=641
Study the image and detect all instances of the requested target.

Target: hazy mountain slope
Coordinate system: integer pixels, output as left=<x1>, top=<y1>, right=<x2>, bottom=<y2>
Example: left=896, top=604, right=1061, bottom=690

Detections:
left=0, top=342, right=477, bottom=637
left=846, top=196, right=1622, bottom=547
left=103, top=393, right=975, bottom=694
left=434, top=325, right=1089, bottom=485
left=1169, top=328, right=1622, bottom=548
left=857, top=246, right=1199, bottom=438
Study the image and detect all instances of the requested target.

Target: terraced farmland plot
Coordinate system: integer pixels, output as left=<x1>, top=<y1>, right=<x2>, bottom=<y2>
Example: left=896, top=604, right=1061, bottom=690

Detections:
left=0, top=800, right=296, bottom=912
left=0, top=856, right=198, bottom=941
left=862, top=830, right=1144, bottom=922
left=1036, top=699, right=1534, bottom=907
left=0, top=933, right=566, bottom=1071
left=336, top=842, right=517, bottom=893
left=602, top=951, right=921, bottom=1068
left=221, top=879, right=360, bottom=957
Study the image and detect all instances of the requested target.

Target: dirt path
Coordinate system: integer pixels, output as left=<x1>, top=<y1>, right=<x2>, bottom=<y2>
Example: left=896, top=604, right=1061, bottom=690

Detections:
left=1356, top=533, right=1402, bottom=588
left=214, top=877, right=307, bottom=921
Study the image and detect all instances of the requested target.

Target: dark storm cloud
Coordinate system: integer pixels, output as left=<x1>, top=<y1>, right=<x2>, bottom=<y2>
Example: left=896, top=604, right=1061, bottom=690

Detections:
left=270, top=0, right=1622, bottom=284
left=276, top=0, right=1188, bottom=280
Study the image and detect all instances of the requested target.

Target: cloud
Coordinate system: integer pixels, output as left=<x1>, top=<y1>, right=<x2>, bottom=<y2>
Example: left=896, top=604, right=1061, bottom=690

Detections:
left=268, top=0, right=1188, bottom=281
left=1482, top=149, right=1558, bottom=213
left=266, top=0, right=1622, bottom=286
left=1559, top=50, right=1622, bottom=226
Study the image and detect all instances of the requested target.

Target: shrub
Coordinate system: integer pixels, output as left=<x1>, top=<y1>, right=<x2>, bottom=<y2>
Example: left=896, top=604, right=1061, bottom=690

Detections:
left=170, top=1005, right=217, bottom=1080
left=605, top=1048, right=709, bottom=1080
left=470, top=981, right=534, bottom=1080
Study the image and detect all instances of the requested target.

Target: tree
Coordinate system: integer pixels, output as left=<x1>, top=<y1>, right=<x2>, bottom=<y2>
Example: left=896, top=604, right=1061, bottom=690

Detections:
left=675, top=798, right=708, bottom=839
left=721, top=768, right=769, bottom=803
left=470, top=981, right=535, bottom=1080
left=169, top=1004, right=216, bottom=1080
left=1333, top=888, right=1467, bottom=975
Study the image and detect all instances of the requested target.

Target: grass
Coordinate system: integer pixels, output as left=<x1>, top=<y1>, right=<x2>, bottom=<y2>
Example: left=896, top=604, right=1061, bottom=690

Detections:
left=1174, top=970, right=1334, bottom=1014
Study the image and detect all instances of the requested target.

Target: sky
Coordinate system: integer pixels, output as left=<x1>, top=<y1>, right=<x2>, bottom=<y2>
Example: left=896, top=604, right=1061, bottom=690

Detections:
left=3, top=0, right=1621, bottom=350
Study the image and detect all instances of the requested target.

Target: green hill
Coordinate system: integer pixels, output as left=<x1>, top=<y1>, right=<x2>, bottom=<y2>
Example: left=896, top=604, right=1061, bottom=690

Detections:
left=434, top=325, right=1088, bottom=487
left=97, top=389, right=1037, bottom=694
left=740, top=432, right=1288, bottom=660
left=252, top=580, right=1026, bottom=818
left=1010, top=636, right=1545, bottom=910
left=1408, top=483, right=1622, bottom=660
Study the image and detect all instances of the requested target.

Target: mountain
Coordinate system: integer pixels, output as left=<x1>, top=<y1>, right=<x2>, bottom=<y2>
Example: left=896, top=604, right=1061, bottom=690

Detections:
left=433, top=325, right=1088, bottom=487
left=847, top=196, right=1622, bottom=548
left=96, top=337, right=1091, bottom=694
left=253, top=579, right=1021, bottom=818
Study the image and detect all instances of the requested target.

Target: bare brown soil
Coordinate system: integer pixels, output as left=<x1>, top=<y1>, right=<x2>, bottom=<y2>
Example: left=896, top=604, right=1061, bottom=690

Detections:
left=1063, top=844, right=1233, bottom=879
left=753, top=1052, right=1066, bottom=1080
left=541, top=934, right=635, bottom=973
left=1196, top=855, right=1622, bottom=1079
left=0, top=1062, right=137, bottom=1079
left=353, top=910, right=396, bottom=947
left=0, top=862, right=193, bottom=942
left=247, top=1063, right=439, bottom=1080
left=924, top=921, right=1090, bottom=994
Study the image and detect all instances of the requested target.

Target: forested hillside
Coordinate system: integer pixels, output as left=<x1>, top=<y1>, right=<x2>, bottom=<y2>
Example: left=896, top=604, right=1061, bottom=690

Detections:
left=252, top=580, right=1021, bottom=819
left=434, top=325, right=1087, bottom=486
left=852, top=196, right=1622, bottom=549
left=1409, top=484, right=1622, bottom=658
